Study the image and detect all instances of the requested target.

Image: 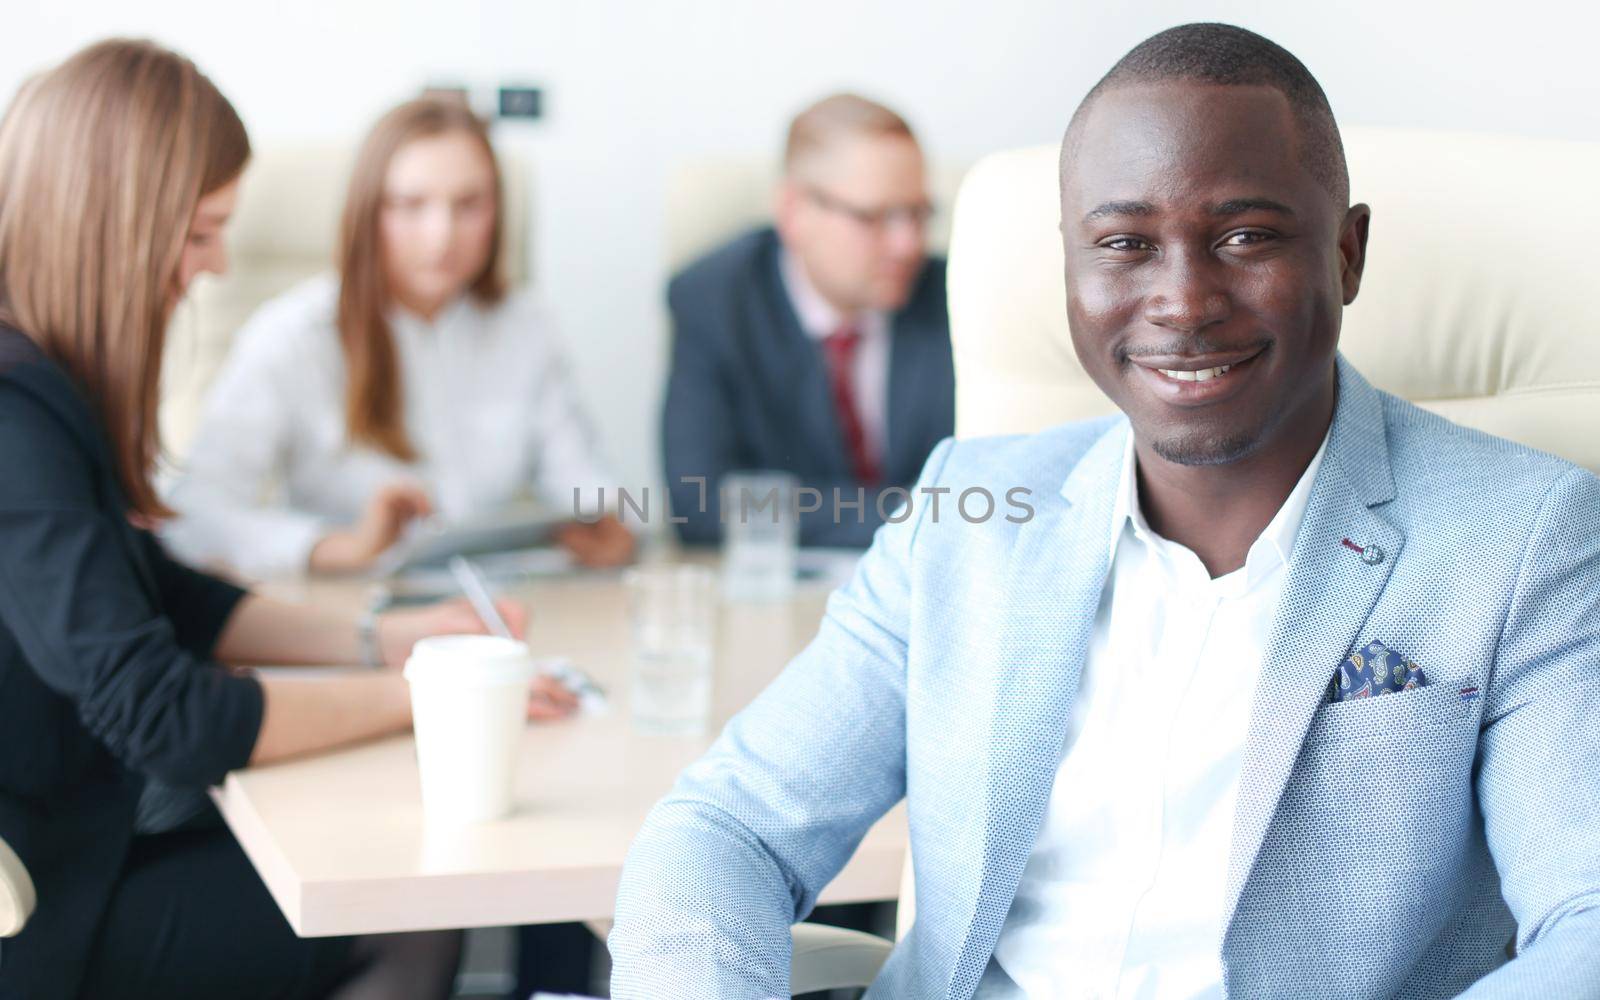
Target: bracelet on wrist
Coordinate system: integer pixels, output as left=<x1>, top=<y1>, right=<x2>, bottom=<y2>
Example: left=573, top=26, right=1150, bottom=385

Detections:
left=357, top=604, right=385, bottom=669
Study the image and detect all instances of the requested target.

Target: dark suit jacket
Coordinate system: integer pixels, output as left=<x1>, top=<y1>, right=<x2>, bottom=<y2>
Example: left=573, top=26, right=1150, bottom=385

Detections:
left=662, top=227, right=955, bottom=548
left=0, top=327, right=261, bottom=1000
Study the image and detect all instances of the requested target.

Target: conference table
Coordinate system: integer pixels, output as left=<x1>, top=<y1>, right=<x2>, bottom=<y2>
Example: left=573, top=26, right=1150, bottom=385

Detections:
left=212, top=551, right=907, bottom=938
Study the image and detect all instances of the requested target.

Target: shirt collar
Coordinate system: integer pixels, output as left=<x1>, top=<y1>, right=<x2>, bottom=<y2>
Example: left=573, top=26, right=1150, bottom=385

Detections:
left=388, top=293, right=475, bottom=336
left=779, top=247, right=888, bottom=343
left=1108, top=423, right=1331, bottom=588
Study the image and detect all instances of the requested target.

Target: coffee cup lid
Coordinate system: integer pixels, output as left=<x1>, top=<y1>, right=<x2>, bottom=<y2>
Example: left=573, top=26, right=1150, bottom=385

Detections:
left=403, top=634, right=536, bottom=687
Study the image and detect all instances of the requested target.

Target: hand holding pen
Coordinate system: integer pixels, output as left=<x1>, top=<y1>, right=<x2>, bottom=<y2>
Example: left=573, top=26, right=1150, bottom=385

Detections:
left=448, top=556, right=591, bottom=719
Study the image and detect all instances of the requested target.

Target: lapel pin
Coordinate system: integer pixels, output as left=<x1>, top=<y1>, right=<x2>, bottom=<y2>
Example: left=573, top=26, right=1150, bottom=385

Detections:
left=1341, top=537, right=1384, bottom=565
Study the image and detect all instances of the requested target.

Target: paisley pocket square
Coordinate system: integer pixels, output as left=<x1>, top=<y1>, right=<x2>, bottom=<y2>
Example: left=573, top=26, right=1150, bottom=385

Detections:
left=1330, top=640, right=1427, bottom=703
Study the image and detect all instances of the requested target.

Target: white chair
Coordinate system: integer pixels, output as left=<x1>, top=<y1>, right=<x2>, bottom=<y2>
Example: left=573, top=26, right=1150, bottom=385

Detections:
left=160, top=143, right=532, bottom=461
left=788, top=857, right=913, bottom=995
left=788, top=923, right=896, bottom=996
left=786, top=125, right=1600, bottom=993
left=0, top=833, right=36, bottom=938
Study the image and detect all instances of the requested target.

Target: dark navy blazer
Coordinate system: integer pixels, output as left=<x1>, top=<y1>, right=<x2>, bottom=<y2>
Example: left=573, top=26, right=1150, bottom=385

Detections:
left=0, top=327, right=261, bottom=1000
left=662, top=227, right=955, bottom=548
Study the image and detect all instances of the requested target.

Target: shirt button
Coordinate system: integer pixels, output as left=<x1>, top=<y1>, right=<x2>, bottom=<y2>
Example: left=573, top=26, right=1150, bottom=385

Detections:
left=1360, top=544, right=1384, bottom=565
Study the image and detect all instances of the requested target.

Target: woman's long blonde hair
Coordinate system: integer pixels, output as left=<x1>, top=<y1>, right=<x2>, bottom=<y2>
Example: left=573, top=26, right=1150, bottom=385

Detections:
left=0, top=39, right=250, bottom=518
left=337, top=97, right=506, bottom=462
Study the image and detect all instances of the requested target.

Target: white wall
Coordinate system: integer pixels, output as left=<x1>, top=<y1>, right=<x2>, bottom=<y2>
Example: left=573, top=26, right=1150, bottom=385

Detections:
left=4, top=0, right=1597, bottom=491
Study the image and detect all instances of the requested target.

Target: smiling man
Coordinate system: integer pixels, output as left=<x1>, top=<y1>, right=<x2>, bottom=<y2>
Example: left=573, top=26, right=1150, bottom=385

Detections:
left=611, top=24, right=1600, bottom=999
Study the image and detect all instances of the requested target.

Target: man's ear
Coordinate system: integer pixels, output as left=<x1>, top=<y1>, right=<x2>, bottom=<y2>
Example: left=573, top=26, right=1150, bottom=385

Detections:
left=1339, top=203, right=1372, bottom=305
left=773, top=178, right=803, bottom=244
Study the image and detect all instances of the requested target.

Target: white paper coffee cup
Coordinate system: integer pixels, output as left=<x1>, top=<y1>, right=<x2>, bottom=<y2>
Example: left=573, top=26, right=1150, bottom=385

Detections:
left=403, top=635, right=535, bottom=826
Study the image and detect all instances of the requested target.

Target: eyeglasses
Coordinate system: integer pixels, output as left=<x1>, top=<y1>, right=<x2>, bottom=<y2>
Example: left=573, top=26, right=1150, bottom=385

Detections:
left=805, top=187, right=936, bottom=232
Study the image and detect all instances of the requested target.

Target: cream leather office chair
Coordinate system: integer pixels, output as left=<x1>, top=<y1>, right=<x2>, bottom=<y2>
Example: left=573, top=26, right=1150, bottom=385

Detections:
left=0, top=834, right=36, bottom=938
left=786, top=125, right=1600, bottom=993
left=160, top=143, right=532, bottom=460
left=788, top=859, right=912, bottom=996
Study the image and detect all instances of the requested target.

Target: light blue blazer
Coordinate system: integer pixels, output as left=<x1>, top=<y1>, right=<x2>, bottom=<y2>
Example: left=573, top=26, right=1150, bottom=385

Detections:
left=610, top=359, right=1600, bottom=999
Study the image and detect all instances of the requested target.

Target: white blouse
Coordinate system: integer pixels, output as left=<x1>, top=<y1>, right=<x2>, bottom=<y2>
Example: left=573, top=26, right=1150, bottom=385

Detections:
left=163, top=274, right=612, bottom=579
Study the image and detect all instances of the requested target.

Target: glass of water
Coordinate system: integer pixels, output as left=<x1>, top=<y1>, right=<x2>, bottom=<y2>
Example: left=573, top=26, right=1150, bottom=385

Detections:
left=719, top=470, right=798, bottom=602
left=625, top=564, right=717, bottom=737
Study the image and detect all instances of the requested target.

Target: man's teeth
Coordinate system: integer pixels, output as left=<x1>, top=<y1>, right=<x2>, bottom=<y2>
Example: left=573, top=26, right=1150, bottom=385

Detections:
left=1158, top=364, right=1232, bottom=382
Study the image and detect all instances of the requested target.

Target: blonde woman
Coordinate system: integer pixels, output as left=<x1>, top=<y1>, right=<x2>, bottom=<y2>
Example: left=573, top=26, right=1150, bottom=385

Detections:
left=0, top=41, right=572, bottom=1000
left=165, top=97, right=634, bottom=579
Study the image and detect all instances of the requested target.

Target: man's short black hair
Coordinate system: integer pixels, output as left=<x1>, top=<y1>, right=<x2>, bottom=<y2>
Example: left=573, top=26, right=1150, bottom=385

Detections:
left=1066, top=23, right=1349, bottom=207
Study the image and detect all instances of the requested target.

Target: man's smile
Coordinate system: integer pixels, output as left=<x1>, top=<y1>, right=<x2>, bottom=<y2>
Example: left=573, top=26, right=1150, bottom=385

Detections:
left=1126, top=345, right=1268, bottom=406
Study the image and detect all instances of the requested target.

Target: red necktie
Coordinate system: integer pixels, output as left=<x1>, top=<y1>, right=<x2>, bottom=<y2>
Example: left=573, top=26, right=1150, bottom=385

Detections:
left=822, top=325, right=881, bottom=486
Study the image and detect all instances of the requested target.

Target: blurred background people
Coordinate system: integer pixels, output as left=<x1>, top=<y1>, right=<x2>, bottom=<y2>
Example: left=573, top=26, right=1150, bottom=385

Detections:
left=662, top=92, right=954, bottom=549
left=164, top=97, right=634, bottom=580
left=0, top=39, right=576, bottom=1000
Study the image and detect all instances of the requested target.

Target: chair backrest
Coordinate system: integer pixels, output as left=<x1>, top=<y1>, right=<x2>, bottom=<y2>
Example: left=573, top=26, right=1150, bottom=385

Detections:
left=160, top=143, right=532, bottom=459
left=664, top=157, right=969, bottom=277
left=0, top=833, right=36, bottom=938
left=945, top=128, right=1600, bottom=472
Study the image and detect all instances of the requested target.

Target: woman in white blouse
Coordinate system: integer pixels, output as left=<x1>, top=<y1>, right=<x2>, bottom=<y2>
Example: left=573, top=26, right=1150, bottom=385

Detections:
left=166, top=97, right=634, bottom=578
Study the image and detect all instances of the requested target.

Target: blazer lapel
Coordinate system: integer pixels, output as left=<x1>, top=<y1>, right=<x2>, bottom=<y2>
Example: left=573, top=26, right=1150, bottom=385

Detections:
left=753, top=238, right=850, bottom=477
left=748, top=240, right=851, bottom=476
left=949, top=420, right=1127, bottom=995
left=884, top=283, right=948, bottom=486
left=1221, top=359, right=1405, bottom=931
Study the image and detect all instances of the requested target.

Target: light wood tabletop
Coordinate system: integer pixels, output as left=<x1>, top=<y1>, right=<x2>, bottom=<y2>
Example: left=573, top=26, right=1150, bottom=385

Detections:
left=213, top=557, right=906, bottom=937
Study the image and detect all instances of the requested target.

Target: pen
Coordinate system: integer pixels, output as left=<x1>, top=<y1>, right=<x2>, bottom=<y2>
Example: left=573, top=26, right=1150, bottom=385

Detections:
left=448, top=556, right=609, bottom=710
left=448, top=556, right=513, bottom=639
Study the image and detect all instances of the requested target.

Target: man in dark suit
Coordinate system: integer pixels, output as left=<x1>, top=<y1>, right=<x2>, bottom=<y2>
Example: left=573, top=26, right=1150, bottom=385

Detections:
left=663, top=93, right=955, bottom=548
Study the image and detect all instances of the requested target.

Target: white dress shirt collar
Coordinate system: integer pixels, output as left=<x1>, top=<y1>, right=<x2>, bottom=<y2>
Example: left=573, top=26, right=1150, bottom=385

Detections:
left=778, top=247, right=889, bottom=343
left=1107, top=424, right=1330, bottom=596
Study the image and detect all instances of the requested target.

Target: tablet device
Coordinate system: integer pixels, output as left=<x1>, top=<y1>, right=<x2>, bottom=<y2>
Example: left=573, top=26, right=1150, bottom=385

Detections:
left=372, top=504, right=571, bottom=577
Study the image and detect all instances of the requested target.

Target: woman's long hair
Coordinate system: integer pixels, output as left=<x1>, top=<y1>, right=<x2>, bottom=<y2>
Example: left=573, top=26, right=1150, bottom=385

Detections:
left=336, top=97, right=506, bottom=461
left=0, top=39, right=250, bottom=518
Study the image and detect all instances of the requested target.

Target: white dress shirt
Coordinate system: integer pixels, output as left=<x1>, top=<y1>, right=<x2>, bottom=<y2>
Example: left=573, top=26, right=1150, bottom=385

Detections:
left=163, top=274, right=612, bottom=579
left=778, top=249, right=891, bottom=466
left=983, top=427, right=1329, bottom=1000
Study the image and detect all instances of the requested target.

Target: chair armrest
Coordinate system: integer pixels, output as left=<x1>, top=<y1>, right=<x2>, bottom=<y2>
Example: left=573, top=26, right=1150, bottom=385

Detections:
left=788, top=922, right=893, bottom=996
left=0, top=834, right=36, bottom=938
